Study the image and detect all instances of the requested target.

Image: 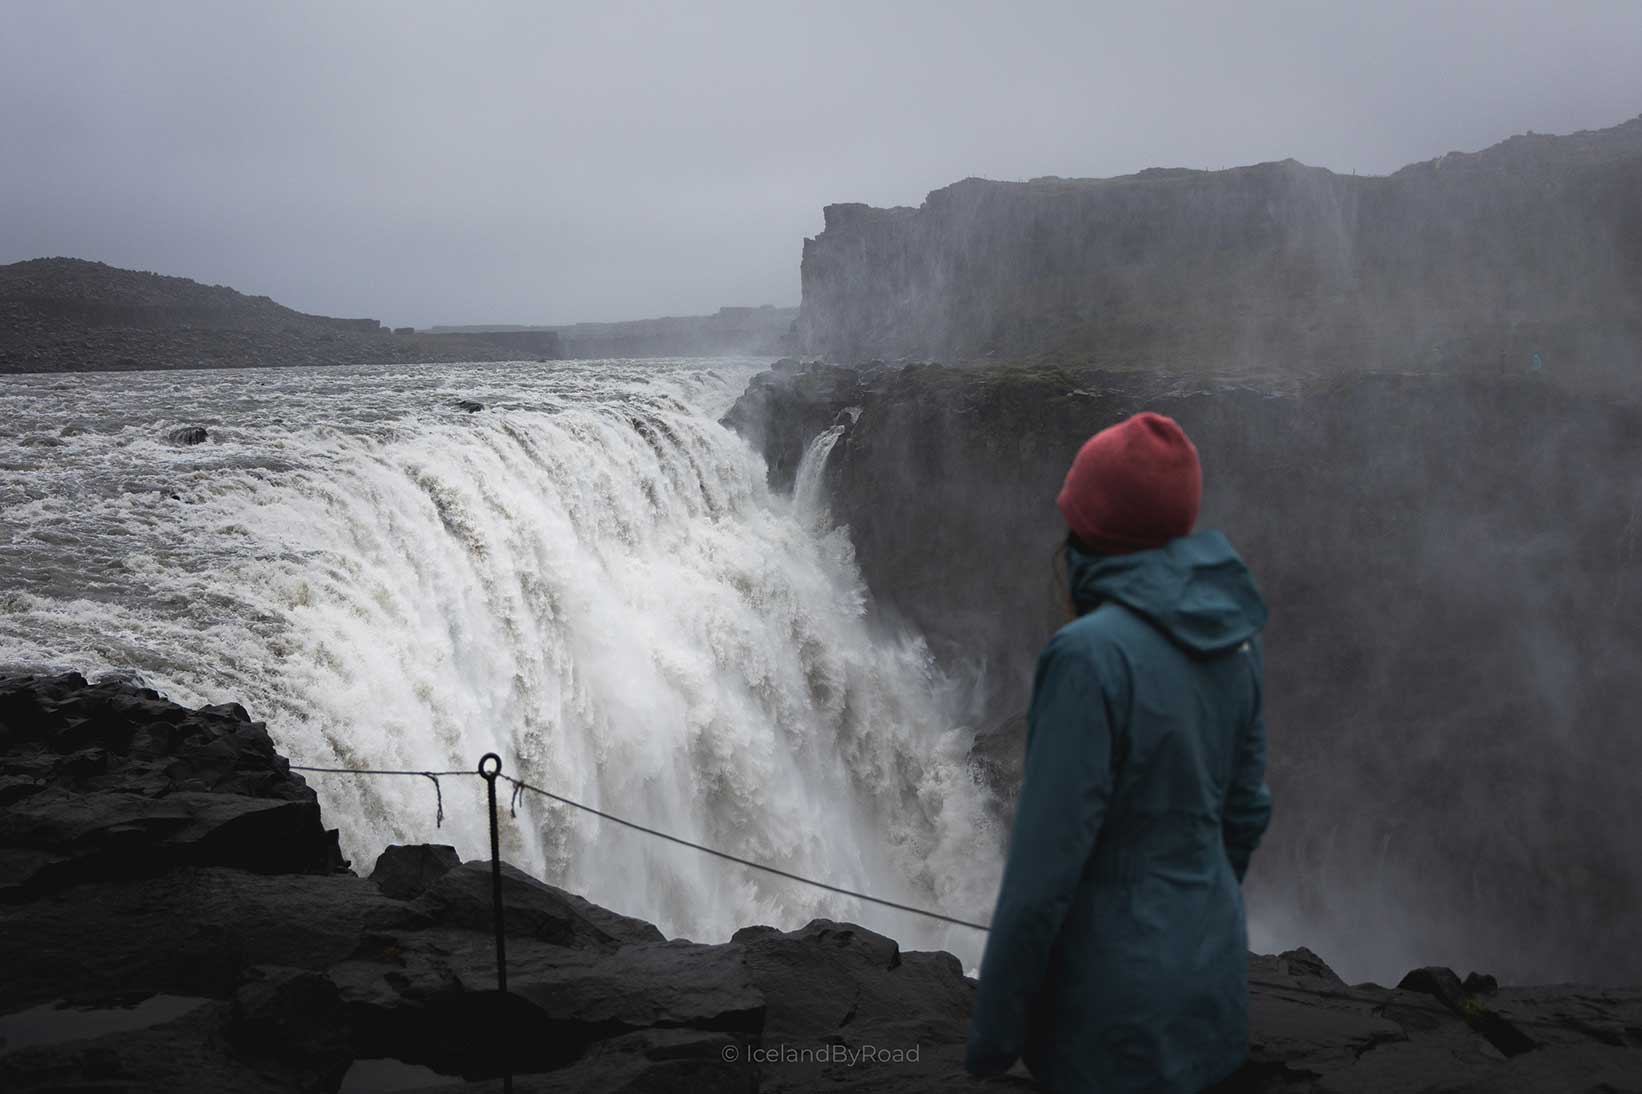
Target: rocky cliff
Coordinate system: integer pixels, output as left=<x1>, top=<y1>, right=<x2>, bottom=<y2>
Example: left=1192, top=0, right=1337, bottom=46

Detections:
left=795, top=118, right=1642, bottom=384
left=0, top=259, right=563, bottom=374
left=5, top=672, right=1640, bottom=1093
left=725, top=360, right=1642, bottom=992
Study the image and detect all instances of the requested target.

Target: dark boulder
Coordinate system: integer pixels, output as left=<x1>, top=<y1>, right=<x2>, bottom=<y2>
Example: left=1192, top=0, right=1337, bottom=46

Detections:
left=1464, top=971, right=1500, bottom=995
left=735, top=918, right=971, bottom=1044
left=455, top=399, right=485, bottom=413
left=370, top=842, right=460, bottom=900
left=1396, top=966, right=1472, bottom=1010
left=167, top=426, right=209, bottom=445
left=1397, top=966, right=1538, bottom=1058
left=411, top=859, right=665, bottom=950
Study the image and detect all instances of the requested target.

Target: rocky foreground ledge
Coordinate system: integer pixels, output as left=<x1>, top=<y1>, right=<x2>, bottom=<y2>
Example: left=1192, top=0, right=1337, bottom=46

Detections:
left=1, top=674, right=1638, bottom=1093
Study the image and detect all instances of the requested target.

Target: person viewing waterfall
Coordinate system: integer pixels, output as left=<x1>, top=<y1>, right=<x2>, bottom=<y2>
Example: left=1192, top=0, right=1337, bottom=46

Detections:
left=966, top=412, right=1273, bottom=1093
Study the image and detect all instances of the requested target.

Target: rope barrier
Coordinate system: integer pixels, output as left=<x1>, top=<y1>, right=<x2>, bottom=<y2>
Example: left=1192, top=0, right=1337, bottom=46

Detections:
left=293, top=752, right=993, bottom=1086
left=289, top=764, right=476, bottom=827
left=291, top=758, right=991, bottom=932
left=501, top=774, right=992, bottom=932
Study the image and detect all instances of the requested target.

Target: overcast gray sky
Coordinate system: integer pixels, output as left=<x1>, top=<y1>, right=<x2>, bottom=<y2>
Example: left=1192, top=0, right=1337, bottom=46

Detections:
left=3, top=1, right=1639, bottom=328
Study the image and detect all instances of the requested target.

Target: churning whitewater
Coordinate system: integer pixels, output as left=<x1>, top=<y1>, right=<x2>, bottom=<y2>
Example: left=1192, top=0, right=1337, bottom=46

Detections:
left=0, top=359, right=1000, bottom=963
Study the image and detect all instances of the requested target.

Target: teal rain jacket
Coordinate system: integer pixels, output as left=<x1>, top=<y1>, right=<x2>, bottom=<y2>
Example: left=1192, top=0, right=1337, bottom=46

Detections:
left=967, top=530, right=1273, bottom=1093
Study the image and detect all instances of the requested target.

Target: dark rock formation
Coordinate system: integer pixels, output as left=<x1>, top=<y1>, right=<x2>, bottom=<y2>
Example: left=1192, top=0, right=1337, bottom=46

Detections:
left=796, top=118, right=1642, bottom=389
left=166, top=426, right=210, bottom=445
left=0, top=672, right=344, bottom=899
left=0, top=259, right=564, bottom=375
left=5, top=675, right=1638, bottom=1091
left=1396, top=966, right=1538, bottom=1058
left=370, top=843, right=460, bottom=900
left=455, top=400, right=485, bottom=413
left=724, top=360, right=1642, bottom=989
left=719, top=360, right=862, bottom=491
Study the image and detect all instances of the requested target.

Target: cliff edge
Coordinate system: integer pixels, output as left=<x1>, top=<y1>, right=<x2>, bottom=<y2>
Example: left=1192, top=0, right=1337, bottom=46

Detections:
left=796, top=117, right=1642, bottom=383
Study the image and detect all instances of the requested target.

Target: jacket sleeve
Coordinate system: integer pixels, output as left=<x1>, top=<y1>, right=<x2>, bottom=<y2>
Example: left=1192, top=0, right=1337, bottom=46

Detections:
left=1223, top=639, right=1273, bottom=883
left=965, top=634, right=1114, bottom=1077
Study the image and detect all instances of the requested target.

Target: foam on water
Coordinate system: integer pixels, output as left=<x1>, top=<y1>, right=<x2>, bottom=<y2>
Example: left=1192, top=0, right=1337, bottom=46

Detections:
left=0, top=359, right=1001, bottom=962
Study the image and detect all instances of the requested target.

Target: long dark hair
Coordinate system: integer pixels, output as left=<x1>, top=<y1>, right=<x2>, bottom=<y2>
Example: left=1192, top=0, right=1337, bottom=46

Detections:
left=1052, top=531, right=1097, bottom=622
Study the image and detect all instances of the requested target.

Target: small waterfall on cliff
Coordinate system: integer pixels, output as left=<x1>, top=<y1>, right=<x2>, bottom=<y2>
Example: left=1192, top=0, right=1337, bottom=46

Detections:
left=0, top=362, right=999, bottom=963
left=792, top=423, right=846, bottom=527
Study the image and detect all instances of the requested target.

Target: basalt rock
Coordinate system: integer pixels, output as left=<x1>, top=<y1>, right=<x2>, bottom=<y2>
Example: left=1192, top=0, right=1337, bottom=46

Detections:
left=370, top=842, right=460, bottom=900
left=166, top=426, right=209, bottom=445
left=0, top=672, right=344, bottom=900
left=410, top=859, right=665, bottom=950
left=2, top=674, right=1639, bottom=1092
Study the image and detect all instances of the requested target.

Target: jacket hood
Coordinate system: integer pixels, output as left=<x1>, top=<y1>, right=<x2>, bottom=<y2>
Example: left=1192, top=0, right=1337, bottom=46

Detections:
left=1067, top=529, right=1267, bottom=655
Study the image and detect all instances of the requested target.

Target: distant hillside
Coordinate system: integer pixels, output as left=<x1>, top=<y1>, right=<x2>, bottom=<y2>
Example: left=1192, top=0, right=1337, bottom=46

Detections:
left=432, top=304, right=798, bottom=359
left=0, top=259, right=560, bottom=374
left=796, top=116, right=1642, bottom=384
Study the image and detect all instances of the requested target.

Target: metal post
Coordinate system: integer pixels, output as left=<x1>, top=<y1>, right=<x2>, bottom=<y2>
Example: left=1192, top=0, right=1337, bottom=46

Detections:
left=478, top=752, right=512, bottom=1093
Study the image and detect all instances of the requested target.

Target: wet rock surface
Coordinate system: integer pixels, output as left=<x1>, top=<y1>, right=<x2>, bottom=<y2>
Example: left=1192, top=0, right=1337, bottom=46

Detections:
left=719, top=359, right=863, bottom=492
left=166, top=425, right=210, bottom=445
left=2, top=673, right=1639, bottom=1092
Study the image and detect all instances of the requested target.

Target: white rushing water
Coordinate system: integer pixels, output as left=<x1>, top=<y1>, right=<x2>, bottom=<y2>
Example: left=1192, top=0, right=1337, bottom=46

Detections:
left=0, top=359, right=1000, bottom=963
left=791, top=422, right=847, bottom=528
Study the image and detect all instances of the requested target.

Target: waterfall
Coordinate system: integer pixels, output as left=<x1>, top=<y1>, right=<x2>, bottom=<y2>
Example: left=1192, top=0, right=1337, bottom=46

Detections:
left=792, top=423, right=846, bottom=526
left=0, top=362, right=1000, bottom=964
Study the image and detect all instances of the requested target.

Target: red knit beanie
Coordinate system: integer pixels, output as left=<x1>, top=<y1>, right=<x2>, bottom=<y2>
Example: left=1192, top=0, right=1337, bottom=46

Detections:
left=1057, top=412, right=1202, bottom=554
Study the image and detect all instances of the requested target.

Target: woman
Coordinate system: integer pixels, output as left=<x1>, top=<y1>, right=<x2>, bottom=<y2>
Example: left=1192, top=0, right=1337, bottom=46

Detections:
left=966, top=412, right=1272, bottom=1093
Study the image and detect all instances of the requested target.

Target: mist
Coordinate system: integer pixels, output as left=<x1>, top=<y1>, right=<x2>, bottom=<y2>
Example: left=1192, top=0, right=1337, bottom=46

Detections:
left=4, top=1, right=1641, bottom=328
